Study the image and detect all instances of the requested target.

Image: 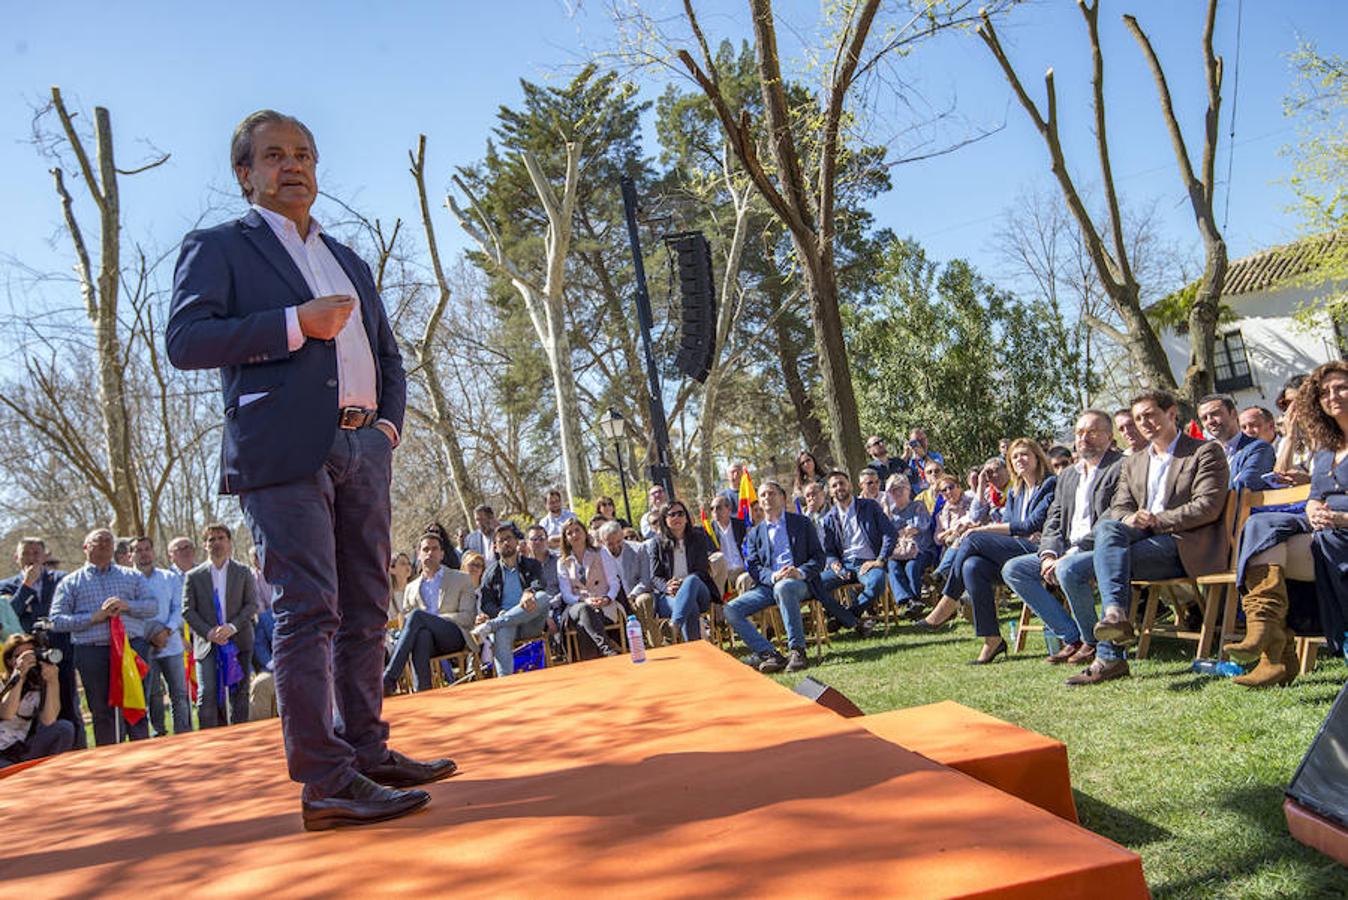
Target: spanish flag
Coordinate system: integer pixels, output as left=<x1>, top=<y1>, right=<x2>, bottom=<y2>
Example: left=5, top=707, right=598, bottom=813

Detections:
left=701, top=509, right=720, bottom=549
left=737, top=469, right=758, bottom=526
left=184, top=622, right=198, bottom=704
left=108, top=615, right=149, bottom=726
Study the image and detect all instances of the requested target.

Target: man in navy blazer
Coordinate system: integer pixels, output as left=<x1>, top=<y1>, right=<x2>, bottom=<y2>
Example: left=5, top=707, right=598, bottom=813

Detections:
left=819, top=470, right=893, bottom=632
left=1198, top=394, right=1275, bottom=492
left=167, top=110, right=450, bottom=830
left=723, top=481, right=825, bottom=673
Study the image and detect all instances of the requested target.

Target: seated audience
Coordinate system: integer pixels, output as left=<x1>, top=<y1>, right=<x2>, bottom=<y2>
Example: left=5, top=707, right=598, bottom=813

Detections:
left=647, top=500, right=719, bottom=641
left=49, top=527, right=157, bottom=745
left=706, top=494, right=748, bottom=598
left=470, top=527, right=547, bottom=676
left=383, top=531, right=475, bottom=693
left=864, top=436, right=898, bottom=483
left=882, top=474, right=937, bottom=614
left=1272, top=374, right=1314, bottom=485
left=1226, top=361, right=1348, bottom=685
left=597, top=521, right=655, bottom=645
left=523, top=526, right=562, bottom=601
left=902, top=427, right=945, bottom=492
left=595, top=496, right=630, bottom=529
left=0, top=633, right=75, bottom=768
left=918, top=439, right=1057, bottom=665
left=388, top=552, right=412, bottom=627
left=857, top=467, right=883, bottom=502
left=537, top=487, right=577, bottom=546
left=933, top=475, right=971, bottom=548
left=723, top=480, right=823, bottom=673
left=587, top=514, right=609, bottom=544
left=1114, top=408, right=1149, bottom=455
left=794, top=451, right=826, bottom=499
left=1047, top=445, right=1074, bottom=476
left=1239, top=405, right=1278, bottom=446
left=818, top=470, right=890, bottom=634
left=915, top=461, right=946, bottom=511
left=642, top=484, right=668, bottom=538
left=1198, top=393, right=1275, bottom=491
left=1002, top=411, right=1124, bottom=665
left=557, top=519, right=623, bottom=659
left=464, top=504, right=502, bottom=565
left=183, top=523, right=257, bottom=728
left=1053, top=390, right=1230, bottom=685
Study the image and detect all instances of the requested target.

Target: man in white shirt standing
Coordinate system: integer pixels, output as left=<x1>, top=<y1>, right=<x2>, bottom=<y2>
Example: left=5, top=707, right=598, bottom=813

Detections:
left=182, top=524, right=257, bottom=729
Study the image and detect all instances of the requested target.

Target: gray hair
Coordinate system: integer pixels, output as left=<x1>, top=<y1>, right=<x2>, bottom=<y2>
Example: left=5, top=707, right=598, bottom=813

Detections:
left=230, top=109, right=318, bottom=200
left=598, top=520, right=625, bottom=540
left=884, top=473, right=911, bottom=492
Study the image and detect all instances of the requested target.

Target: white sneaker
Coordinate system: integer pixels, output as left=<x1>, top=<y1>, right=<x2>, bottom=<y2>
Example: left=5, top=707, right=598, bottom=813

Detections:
left=471, top=621, right=493, bottom=642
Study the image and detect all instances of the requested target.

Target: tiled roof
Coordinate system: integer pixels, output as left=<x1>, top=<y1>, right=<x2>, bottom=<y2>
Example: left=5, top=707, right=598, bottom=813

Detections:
left=1221, top=231, right=1346, bottom=296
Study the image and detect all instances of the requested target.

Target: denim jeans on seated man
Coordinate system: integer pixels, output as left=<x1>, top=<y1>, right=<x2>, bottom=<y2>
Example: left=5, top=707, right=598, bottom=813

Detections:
left=819, top=560, right=886, bottom=617
left=479, top=600, right=548, bottom=675
left=655, top=575, right=712, bottom=641
left=1052, top=519, right=1185, bottom=662
left=723, top=578, right=810, bottom=656
left=383, top=609, right=466, bottom=691
left=1002, top=552, right=1088, bottom=647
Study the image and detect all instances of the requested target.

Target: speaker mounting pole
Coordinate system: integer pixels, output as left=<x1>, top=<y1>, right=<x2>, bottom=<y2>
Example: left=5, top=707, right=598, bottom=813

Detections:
left=621, top=176, right=675, bottom=500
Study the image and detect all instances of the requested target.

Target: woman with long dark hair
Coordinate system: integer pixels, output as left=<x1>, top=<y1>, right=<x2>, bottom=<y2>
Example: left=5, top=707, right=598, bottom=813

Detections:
left=793, top=451, right=826, bottom=500
left=649, top=500, right=719, bottom=641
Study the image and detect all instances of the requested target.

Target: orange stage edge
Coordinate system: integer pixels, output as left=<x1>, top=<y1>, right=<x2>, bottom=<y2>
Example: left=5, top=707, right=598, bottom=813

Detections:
left=858, top=701, right=1080, bottom=823
left=0, top=642, right=1148, bottom=899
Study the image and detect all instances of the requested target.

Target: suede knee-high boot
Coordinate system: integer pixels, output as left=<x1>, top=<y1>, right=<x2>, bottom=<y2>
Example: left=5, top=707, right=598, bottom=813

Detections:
left=1234, top=619, right=1294, bottom=688
left=1224, top=565, right=1288, bottom=663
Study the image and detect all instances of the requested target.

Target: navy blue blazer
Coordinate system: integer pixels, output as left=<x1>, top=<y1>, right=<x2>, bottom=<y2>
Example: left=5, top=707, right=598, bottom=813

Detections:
left=1004, top=475, right=1058, bottom=538
left=1227, top=433, right=1276, bottom=492
left=744, top=512, right=826, bottom=590
left=822, top=497, right=897, bottom=563
left=166, top=210, right=406, bottom=494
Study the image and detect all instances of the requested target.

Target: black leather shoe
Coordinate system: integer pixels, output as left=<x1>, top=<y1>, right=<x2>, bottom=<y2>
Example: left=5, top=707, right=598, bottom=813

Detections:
left=758, top=652, right=787, bottom=674
left=855, top=617, right=877, bottom=638
left=360, top=749, right=459, bottom=788
left=301, top=773, right=430, bottom=831
left=968, top=637, right=1008, bottom=666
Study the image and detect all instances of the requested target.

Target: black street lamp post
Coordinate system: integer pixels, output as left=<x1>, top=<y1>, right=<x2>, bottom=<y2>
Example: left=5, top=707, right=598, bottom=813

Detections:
left=598, top=407, right=633, bottom=526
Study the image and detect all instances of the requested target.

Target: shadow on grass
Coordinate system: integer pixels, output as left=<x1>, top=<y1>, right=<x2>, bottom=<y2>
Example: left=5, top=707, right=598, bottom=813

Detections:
left=1074, top=790, right=1172, bottom=849
left=1149, top=782, right=1348, bottom=899
left=820, top=640, right=959, bottom=664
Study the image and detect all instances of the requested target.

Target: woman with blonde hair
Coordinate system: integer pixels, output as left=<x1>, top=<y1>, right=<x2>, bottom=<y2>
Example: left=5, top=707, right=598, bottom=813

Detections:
left=917, top=438, right=1057, bottom=664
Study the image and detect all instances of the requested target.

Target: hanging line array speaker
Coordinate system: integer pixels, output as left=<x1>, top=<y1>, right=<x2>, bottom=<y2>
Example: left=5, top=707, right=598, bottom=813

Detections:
left=665, top=232, right=717, bottom=383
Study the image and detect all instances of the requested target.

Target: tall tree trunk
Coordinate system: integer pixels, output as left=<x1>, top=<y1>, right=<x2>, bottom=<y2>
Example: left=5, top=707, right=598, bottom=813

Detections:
left=50, top=88, right=141, bottom=535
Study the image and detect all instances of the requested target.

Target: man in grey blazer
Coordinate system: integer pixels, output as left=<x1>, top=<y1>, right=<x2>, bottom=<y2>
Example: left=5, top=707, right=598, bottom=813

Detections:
left=598, top=521, right=654, bottom=643
left=1002, top=411, right=1124, bottom=666
left=383, top=531, right=475, bottom=692
left=183, top=524, right=258, bottom=727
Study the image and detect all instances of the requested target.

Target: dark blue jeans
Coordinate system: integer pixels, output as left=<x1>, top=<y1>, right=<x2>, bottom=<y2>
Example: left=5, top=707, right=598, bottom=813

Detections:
left=820, top=559, right=887, bottom=615
left=253, top=609, right=276, bottom=672
left=1002, top=552, right=1084, bottom=645
left=240, top=426, right=393, bottom=801
left=943, top=532, right=1039, bottom=637
left=724, top=578, right=810, bottom=655
left=655, top=576, right=712, bottom=640
left=383, top=609, right=465, bottom=691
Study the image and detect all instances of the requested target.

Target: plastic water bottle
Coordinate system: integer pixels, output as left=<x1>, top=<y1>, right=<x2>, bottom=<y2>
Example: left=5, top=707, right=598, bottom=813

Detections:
left=1043, top=630, right=1062, bottom=657
left=626, top=615, right=646, bottom=663
left=1191, top=658, right=1244, bottom=677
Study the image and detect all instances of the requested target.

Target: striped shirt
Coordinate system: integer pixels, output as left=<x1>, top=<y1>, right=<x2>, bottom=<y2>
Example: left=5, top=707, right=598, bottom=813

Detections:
left=49, top=563, right=156, bottom=646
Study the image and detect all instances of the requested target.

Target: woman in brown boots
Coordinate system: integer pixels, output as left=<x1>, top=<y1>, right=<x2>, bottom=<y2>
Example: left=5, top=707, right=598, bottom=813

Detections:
left=1226, top=361, right=1348, bottom=686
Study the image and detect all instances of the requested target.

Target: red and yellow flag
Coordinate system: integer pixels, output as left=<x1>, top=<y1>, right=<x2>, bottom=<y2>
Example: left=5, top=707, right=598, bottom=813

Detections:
left=737, top=469, right=758, bottom=524
left=701, top=509, right=720, bottom=549
left=184, top=623, right=198, bottom=704
left=108, top=615, right=150, bottom=726
left=1186, top=418, right=1205, bottom=440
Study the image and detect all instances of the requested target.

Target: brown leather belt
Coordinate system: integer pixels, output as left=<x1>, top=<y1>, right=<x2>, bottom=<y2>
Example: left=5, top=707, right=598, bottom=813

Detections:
left=338, top=407, right=377, bottom=430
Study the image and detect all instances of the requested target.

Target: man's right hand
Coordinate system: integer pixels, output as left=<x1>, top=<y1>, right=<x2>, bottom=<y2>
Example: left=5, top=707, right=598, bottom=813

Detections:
left=13, top=649, right=35, bottom=676
left=475, top=613, right=489, bottom=625
left=297, top=294, right=356, bottom=340
left=1039, top=556, right=1059, bottom=586
left=21, top=563, right=41, bottom=587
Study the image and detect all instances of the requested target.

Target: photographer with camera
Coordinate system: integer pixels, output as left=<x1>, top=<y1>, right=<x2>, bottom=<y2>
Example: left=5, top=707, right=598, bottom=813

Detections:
left=0, top=632, right=76, bottom=767
left=1, top=537, right=83, bottom=749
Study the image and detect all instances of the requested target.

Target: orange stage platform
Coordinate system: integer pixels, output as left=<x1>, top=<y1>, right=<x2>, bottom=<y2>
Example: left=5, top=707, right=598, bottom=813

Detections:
left=0, top=642, right=1147, bottom=898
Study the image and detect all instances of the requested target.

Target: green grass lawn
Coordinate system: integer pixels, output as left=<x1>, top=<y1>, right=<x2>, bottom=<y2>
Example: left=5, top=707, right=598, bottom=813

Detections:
left=752, top=615, right=1348, bottom=899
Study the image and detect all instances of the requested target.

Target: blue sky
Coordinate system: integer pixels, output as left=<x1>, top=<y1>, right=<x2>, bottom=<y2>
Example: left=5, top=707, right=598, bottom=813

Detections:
left=2, top=0, right=1344, bottom=314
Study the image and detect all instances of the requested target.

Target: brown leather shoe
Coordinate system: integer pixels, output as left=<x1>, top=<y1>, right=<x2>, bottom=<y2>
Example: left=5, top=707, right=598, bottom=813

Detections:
left=1067, top=642, right=1097, bottom=665
left=1046, top=641, right=1083, bottom=664
left=302, top=774, right=430, bottom=831
left=1066, top=658, right=1130, bottom=686
left=1092, top=608, right=1136, bottom=646
left=360, top=749, right=458, bottom=788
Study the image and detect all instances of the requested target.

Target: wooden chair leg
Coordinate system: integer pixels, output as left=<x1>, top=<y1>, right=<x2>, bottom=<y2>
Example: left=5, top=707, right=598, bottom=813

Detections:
left=1299, top=638, right=1320, bottom=676
left=1136, top=590, right=1162, bottom=660
left=1195, top=584, right=1221, bottom=659
left=1218, top=584, right=1240, bottom=659
left=1013, top=603, right=1032, bottom=654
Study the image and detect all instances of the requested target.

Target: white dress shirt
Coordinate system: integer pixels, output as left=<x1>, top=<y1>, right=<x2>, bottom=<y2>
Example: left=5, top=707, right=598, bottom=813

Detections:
left=1145, top=434, right=1182, bottom=515
left=252, top=204, right=378, bottom=412
left=598, top=546, right=622, bottom=601
left=209, top=560, right=234, bottom=635
left=1066, top=461, right=1101, bottom=550
left=419, top=565, right=445, bottom=615
left=715, top=519, right=744, bottom=569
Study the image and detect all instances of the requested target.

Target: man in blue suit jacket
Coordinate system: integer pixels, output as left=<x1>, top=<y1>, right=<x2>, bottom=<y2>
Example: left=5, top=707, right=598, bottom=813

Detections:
left=1198, top=394, right=1275, bottom=492
left=167, top=111, right=451, bottom=830
left=724, top=481, right=826, bottom=673
left=819, top=470, right=894, bottom=632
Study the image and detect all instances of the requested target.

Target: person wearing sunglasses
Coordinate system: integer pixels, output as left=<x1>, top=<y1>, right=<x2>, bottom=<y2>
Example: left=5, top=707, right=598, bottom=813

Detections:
left=648, top=501, right=719, bottom=641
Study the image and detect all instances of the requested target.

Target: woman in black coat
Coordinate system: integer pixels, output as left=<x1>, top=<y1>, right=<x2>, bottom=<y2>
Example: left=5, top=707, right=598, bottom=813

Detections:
left=648, top=500, right=719, bottom=641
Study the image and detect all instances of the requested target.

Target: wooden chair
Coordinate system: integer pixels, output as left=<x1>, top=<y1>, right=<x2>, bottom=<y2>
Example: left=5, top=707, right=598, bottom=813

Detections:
left=750, top=594, right=832, bottom=662
left=562, top=610, right=629, bottom=662
left=1011, top=592, right=1073, bottom=654
left=428, top=649, right=481, bottom=688
left=1292, top=635, right=1327, bottom=675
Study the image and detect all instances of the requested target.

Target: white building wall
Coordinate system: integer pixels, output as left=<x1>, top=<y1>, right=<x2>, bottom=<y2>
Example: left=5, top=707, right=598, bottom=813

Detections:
left=1158, top=282, right=1344, bottom=411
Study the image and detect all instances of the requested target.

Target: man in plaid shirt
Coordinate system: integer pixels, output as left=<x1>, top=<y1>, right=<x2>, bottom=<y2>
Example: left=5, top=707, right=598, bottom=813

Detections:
left=49, top=528, right=157, bottom=745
